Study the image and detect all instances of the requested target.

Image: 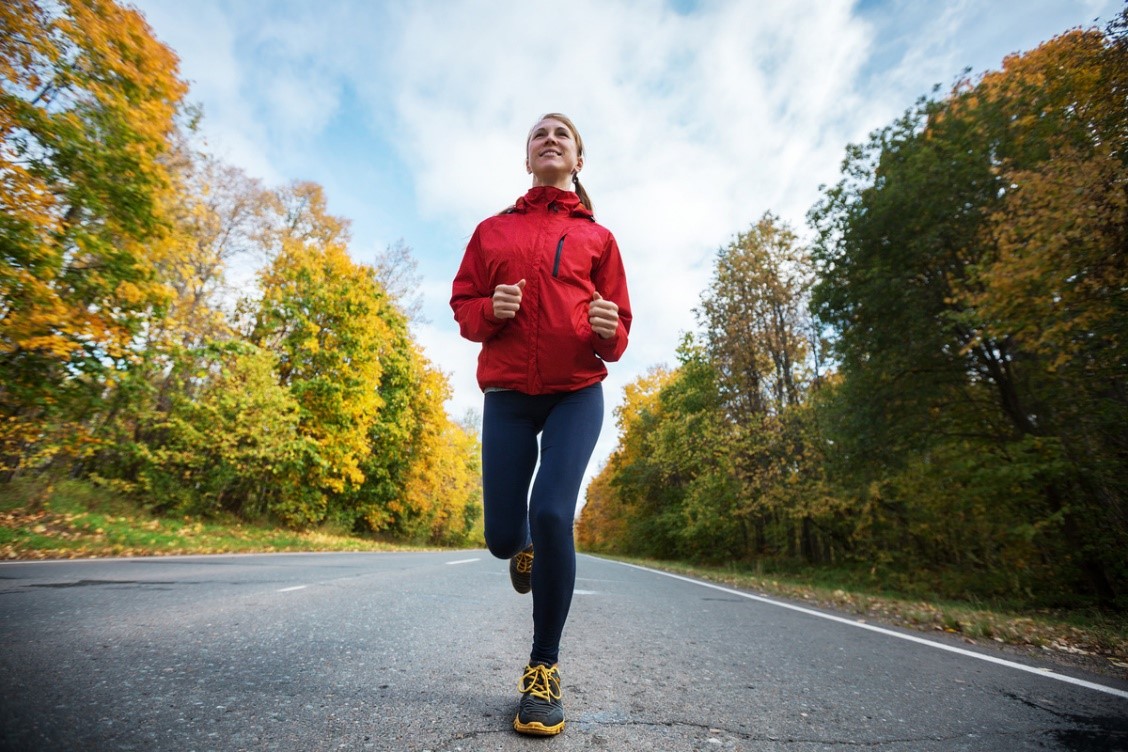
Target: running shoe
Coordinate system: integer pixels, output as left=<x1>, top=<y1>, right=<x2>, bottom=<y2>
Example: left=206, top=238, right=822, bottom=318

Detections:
left=514, top=663, right=564, bottom=736
left=509, top=545, right=533, bottom=594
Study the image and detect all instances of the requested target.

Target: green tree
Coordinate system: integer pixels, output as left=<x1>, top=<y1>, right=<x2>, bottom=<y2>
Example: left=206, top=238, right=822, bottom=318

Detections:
left=86, top=144, right=285, bottom=512
left=135, top=343, right=313, bottom=518
left=809, top=21, right=1127, bottom=604
left=583, top=364, right=682, bottom=558
left=697, top=213, right=814, bottom=419
left=578, top=341, right=742, bottom=562
left=651, top=340, right=743, bottom=562
left=696, top=214, right=824, bottom=563
left=351, top=321, right=482, bottom=543
left=0, top=0, right=187, bottom=471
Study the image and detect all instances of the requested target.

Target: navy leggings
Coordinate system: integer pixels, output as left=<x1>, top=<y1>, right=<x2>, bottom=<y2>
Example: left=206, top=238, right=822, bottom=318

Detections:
left=482, top=382, right=603, bottom=667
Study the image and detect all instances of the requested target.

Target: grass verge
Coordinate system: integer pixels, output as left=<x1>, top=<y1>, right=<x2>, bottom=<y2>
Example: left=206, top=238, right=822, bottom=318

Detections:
left=0, top=478, right=417, bottom=559
left=602, top=555, right=1128, bottom=681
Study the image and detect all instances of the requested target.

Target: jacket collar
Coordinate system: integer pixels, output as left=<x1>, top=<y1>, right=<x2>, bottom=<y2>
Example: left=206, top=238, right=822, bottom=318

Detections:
left=513, top=185, right=592, bottom=219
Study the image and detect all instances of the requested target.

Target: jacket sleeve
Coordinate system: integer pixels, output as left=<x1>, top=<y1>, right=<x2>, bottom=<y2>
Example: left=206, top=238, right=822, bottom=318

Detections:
left=590, top=232, right=632, bottom=362
left=451, top=227, right=507, bottom=343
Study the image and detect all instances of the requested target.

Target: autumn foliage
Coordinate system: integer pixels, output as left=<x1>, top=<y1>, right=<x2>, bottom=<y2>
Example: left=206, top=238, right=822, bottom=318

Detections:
left=1, top=0, right=481, bottom=545
left=578, top=15, right=1128, bottom=608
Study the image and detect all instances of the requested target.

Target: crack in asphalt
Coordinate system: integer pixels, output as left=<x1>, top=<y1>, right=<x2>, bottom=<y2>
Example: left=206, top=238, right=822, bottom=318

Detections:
left=571, top=719, right=1025, bottom=746
left=432, top=717, right=1046, bottom=748
left=25, top=579, right=178, bottom=588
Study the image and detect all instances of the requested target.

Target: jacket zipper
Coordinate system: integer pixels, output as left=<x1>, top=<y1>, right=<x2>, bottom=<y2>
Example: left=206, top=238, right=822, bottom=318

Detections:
left=552, top=234, right=567, bottom=278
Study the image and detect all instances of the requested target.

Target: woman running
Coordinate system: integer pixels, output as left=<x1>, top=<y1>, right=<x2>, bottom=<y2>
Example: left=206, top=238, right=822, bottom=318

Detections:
left=450, top=112, right=632, bottom=736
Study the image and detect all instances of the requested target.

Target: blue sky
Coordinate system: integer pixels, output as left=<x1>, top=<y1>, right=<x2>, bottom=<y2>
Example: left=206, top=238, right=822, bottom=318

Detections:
left=130, top=0, right=1122, bottom=486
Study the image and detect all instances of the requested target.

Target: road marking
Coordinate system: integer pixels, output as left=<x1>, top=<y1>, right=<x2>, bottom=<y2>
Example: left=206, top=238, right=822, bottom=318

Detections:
left=277, top=585, right=307, bottom=592
left=616, top=561, right=1128, bottom=701
left=447, top=558, right=480, bottom=565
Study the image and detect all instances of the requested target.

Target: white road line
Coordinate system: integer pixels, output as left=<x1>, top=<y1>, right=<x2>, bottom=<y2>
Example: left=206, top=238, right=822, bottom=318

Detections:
left=447, top=558, right=480, bottom=565
left=615, top=560, right=1128, bottom=701
left=277, top=585, right=307, bottom=592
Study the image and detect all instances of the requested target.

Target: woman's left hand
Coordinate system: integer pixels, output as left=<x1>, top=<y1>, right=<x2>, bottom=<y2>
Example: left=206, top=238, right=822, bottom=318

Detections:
left=589, top=291, right=619, bottom=339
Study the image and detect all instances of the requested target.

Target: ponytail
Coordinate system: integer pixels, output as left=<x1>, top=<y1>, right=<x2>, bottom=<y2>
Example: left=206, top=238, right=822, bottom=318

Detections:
left=572, top=172, right=593, bottom=214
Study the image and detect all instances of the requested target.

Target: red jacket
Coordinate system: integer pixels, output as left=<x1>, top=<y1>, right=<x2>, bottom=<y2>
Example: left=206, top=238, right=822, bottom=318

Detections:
left=451, top=185, right=632, bottom=395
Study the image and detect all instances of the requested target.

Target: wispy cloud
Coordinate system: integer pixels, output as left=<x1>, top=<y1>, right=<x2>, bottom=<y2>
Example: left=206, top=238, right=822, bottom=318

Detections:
left=380, top=1, right=872, bottom=337
left=133, top=0, right=1123, bottom=481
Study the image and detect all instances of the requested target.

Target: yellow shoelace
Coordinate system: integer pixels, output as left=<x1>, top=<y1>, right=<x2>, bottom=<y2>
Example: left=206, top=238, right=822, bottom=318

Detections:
left=514, top=549, right=534, bottom=574
left=518, top=664, right=561, bottom=701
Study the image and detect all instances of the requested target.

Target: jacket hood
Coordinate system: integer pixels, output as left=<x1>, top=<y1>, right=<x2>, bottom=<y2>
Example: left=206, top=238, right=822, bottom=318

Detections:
left=513, top=185, right=593, bottom=219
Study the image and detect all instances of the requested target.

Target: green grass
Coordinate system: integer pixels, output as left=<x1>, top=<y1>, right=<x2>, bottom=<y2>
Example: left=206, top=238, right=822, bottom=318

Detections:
left=0, top=476, right=418, bottom=559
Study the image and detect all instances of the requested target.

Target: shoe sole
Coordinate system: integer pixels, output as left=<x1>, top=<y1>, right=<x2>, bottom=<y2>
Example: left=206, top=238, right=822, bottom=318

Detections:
left=513, top=716, right=565, bottom=736
left=509, top=571, right=531, bottom=594
left=509, top=549, right=533, bottom=594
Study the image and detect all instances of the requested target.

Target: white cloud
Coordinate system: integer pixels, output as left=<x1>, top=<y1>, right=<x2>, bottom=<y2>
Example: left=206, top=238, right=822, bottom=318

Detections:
left=134, top=2, right=282, bottom=181
left=132, top=0, right=1125, bottom=492
left=361, top=0, right=883, bottom=489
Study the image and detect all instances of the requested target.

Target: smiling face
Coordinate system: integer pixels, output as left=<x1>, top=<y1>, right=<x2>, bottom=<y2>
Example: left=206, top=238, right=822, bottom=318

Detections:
left=526, top=116, right=584, bottom=190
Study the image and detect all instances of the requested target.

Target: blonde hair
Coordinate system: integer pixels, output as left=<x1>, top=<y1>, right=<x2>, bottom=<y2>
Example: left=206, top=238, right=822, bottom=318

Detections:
left=528, top=112, right=593, bottom=213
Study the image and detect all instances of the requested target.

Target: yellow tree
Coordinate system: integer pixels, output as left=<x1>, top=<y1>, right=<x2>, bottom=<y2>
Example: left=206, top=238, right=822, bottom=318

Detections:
left=346, top=298, right=483, bottom=544
left=574, top=466, right=621, bottom=553
left=250, top=182, right=392, bottom=526
left=696, top=213, right=813, bottom=420
left=394, top=362, right=482, bottom=545
left=585, top=364, right=673, bottom=556
left=136, top=149, right=273, bottom=428
left=85, top=145, right=298, bottom=509
left=0, top=0, right=186, bottom=471
left=950, top=26, right=1125, bottom=371
left=575, top=364, right=684, bottom=557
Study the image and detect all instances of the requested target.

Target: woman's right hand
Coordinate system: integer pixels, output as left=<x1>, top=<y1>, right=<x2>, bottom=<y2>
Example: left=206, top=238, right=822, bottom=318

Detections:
left=492, top=279, right=526, bottom=319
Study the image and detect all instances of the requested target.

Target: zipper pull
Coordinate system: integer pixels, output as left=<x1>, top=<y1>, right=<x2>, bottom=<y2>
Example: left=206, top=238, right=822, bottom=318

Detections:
left=552, top=234, right=567, bottom=278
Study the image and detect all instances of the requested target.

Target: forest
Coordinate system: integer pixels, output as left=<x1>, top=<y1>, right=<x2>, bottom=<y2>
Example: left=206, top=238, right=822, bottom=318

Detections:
left=3, top=2, right=1126, bottom=609
left=1, top=0, right=482, bottom=545
left=577, top=11, right=1128, bottom=610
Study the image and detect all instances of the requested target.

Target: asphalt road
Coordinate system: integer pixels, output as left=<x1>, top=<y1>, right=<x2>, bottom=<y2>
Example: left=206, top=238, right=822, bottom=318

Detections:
left=1, top=551, right=1125, bottom=751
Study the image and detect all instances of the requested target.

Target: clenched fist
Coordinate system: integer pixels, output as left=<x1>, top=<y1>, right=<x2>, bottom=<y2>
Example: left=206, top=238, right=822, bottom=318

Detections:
left=493, top=279, right=526, bottom=319
left=588, top=291, right=619, bottom=339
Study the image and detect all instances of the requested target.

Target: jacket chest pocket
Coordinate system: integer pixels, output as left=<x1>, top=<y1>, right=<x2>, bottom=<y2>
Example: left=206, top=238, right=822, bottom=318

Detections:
left=550, top=232, right=598, bottom=281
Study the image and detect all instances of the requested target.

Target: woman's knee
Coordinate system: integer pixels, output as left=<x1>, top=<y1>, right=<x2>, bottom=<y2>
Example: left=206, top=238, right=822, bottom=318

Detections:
left=529, top=504, right=574, bottom=539
left=485, top=527, right=528, bottom=559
